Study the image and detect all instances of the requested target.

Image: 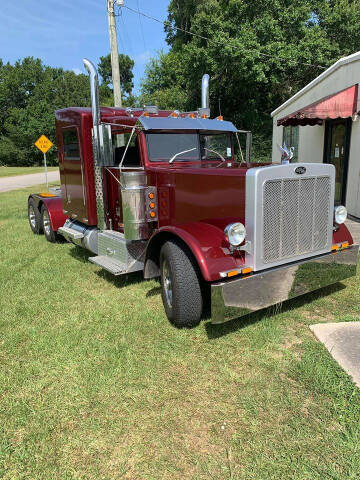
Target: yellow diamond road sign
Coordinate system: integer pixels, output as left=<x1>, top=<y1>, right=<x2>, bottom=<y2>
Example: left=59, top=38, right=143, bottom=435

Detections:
left=35, top=135, right=53, bottom=154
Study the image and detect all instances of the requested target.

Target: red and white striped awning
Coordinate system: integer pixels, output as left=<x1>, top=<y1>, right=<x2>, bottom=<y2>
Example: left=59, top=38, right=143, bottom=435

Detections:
left=277, top=84, right=359, bottom=127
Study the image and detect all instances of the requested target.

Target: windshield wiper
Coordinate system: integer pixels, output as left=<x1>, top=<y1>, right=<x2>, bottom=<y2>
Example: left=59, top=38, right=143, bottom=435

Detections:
left=204, top=147, right=226, bottom=163
left=169, top=147, right=197, bottom=164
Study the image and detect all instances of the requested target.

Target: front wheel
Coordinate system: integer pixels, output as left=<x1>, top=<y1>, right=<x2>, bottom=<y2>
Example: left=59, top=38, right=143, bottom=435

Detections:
left=160, top=239, right=204, bottom=328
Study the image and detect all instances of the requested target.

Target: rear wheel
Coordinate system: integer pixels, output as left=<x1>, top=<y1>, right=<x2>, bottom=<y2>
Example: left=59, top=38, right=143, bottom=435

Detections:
left=41, top=205, right=58, bottom=243
left=28, top=198, right=42, bottom=234
left=160, top=239, right=203, bottom=328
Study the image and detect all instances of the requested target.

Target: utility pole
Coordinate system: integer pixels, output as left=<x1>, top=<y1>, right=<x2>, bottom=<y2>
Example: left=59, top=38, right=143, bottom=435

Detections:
left=107, top=0, right=122, bottom=108
left=107, top=0, right=124, bottom=146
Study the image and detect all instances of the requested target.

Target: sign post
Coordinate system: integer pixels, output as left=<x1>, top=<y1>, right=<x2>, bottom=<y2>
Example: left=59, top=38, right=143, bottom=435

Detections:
left=34, top=135, right=54, bottom=189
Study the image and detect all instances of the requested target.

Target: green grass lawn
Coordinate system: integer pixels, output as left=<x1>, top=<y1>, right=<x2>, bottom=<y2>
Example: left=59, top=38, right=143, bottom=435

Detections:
left=1, top=185, right=360, bottom=479
left=0, top=166, right=58, bottom=178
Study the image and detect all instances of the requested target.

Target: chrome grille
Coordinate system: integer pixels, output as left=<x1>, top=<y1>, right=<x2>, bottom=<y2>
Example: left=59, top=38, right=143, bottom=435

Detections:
left=262, top=176, right=331, bottom=264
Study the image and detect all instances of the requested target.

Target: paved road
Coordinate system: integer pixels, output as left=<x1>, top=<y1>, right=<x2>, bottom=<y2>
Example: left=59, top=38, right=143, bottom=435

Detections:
left=0, top=170, right=60, bottom=193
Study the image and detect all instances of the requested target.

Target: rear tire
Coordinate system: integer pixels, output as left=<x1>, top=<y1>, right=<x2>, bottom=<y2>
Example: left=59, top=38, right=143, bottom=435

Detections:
left=41, top=205, right=58, bottom=243
left=160, top=239, right=203, bottom=328
left=28, top=198, right=42, bottom=234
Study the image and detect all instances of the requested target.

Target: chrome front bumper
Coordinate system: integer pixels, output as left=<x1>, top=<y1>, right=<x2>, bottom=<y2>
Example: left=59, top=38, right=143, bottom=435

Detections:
left=211, top=245, right=359, bottom=324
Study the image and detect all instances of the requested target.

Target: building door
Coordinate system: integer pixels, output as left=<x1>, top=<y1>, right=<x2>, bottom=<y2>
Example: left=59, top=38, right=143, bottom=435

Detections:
left=324, top=119, right=351, bottom=205
left=356, top=175, right=360, bottom=219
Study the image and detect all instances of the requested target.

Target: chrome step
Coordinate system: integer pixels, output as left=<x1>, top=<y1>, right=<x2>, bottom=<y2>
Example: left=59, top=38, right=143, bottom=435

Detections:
left=58, top=225, right=84, bottom=240
left=89, top=255, right=126, bottom=275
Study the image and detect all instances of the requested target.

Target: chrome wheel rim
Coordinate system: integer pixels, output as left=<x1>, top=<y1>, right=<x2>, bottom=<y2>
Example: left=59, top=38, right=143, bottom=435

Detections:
left=43, top=210, right=51, bottom=237
left=29, top=205, right=36, bottom=229
left=162, top=260, right=173, bottom=308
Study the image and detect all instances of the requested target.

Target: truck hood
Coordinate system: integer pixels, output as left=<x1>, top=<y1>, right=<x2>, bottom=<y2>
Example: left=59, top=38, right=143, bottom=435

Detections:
left=148, top=162, right=267, bottom=229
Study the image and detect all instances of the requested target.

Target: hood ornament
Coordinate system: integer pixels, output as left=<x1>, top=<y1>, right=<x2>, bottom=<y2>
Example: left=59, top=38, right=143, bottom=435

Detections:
left=278, top=142, right=294, bottom=164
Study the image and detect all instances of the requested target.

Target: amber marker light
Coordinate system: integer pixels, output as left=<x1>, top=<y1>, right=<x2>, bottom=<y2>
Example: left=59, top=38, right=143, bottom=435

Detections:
left=149, top=202, right=155, bottom=209
left=227, top=270, right=239, bottom=278
left=150, top=211, right=156, bottom=218
left=341, top=242, right=350, bottom=249
left=241, top=267, right=253, bottom=275
left=216, top=115, right=224, bottom=121
left=148, top=192, right=155, bottom=199
left=331, top=245, right=340, bottom=251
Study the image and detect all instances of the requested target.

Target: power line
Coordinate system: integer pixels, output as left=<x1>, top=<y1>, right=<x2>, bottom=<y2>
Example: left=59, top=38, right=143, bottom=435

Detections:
left=136, top=0, right=147, bottom=51
left=123, top=4, right=327, bottom=70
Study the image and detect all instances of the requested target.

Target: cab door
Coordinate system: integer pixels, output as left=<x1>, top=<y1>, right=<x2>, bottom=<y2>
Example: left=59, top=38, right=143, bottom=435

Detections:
left=61, top=127, right=87, bottom=221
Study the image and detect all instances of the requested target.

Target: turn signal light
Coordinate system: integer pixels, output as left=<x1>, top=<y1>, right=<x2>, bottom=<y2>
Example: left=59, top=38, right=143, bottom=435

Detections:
left=150, top=211, right=156, bottom=218
left=241, top=267, right=253, bottom=275
left=227, top=270, right=239, bottom=278
left=149, top=202, right=155, bottom=209
left=341, top=242, right=350, bottom=249
left=148, top=192, right=155, bottom=199
left=331, top=245, right=340, bottom=251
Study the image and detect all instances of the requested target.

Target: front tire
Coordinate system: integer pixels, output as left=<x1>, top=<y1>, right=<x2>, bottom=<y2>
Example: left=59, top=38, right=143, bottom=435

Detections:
left=28, top=198, right=42, bottom=234
left=41, top=205, right=58, bottom=243
left=160, top=239, right=203, bottom=328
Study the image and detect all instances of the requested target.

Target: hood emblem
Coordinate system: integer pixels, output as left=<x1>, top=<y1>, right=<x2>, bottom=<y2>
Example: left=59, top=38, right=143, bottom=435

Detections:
left=295, top=166, right=306, bottom=175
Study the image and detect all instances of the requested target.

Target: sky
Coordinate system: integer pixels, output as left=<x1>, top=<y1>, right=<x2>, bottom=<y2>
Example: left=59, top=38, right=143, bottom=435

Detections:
left=0, top=0, right=170, bottom=94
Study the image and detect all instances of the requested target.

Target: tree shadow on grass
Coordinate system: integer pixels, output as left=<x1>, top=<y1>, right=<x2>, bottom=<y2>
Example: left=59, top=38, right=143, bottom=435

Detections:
left=205, top=282, right=346, bottom=340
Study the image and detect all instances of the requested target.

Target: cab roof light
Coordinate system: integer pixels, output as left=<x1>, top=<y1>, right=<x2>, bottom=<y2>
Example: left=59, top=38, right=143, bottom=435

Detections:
left=341, top=242, right=350, bottom=249
left=169, top=110, right=180, bottom=118
left=331, top=244, right=340, bottom=251
left=216, top=115, right=224, bottom=121
left=188, top=113, right=197, bottom=118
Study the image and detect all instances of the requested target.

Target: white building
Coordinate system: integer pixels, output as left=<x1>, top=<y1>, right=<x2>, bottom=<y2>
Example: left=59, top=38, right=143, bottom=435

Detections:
left=271, top=52, right=360, bottom=220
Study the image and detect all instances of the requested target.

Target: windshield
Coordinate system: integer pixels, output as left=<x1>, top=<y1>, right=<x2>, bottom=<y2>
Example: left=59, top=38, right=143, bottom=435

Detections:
left=146, top=133, right=233, bottom=162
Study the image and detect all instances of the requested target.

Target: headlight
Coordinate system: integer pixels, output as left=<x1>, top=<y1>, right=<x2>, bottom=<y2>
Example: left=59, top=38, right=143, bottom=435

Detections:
left=224, top=222, right=246, bottom=246
left=334, top=205, right=347, bottom=225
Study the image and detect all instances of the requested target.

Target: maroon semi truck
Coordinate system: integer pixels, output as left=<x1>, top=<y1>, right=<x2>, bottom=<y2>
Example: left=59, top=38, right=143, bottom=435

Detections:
left=28, top=58, right=358, bottom=327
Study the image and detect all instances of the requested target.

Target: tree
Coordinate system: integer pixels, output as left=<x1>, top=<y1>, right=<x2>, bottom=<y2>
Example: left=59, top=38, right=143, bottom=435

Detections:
left=98, top=53, right=135, bottom=96
left=0, top=57, right=109, bottom=166
left=140, top=0, right=360, bottom=161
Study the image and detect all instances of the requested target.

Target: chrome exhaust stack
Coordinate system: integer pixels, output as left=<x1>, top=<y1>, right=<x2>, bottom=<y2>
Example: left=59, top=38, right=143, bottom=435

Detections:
left=83, top=58, right=113, bottom=230
left=83, top=58, right=100, bottom=128
left=199, top=74, right=210, bottom=118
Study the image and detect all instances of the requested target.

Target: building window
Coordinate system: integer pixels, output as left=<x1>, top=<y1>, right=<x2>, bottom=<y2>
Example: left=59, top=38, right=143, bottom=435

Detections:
left=282, top=125, right=299, bottom=162
left=63, top=128, right=80, bottom=159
